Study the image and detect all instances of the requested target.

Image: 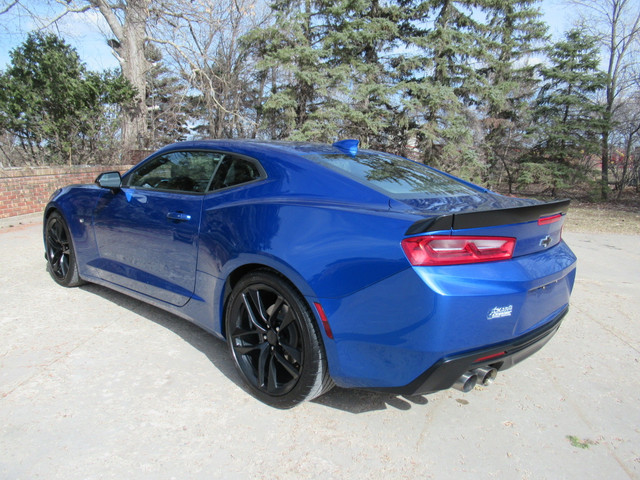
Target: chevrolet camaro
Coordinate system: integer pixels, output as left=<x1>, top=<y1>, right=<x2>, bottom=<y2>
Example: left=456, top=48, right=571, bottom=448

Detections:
left=44, top=139, right=577, bottom=408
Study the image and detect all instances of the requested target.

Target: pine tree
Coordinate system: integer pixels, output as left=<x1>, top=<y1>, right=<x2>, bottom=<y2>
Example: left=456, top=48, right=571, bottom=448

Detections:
left=396, top=0, right=485, bottom=171
left=0, top=33, right=134, bottom=165
left=525, top=29, right=606, bottom=194
left=248, top=0, right=407, bottom=145
left=319, top=0, right=401, bottom=149
left=246, top=0, right=335, bottom=140
left=145, top=46, right=189, bottom=148
left=478, top=0, right=548, bottom=192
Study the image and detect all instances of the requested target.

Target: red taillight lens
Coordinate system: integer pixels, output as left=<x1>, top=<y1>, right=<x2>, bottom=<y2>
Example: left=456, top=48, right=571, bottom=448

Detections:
left=401, top=235, right=516, bottom=266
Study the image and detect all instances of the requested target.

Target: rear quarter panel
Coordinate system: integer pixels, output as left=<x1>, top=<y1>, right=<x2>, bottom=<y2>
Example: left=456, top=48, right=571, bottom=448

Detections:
left=197, top=182, right=416, bottom=300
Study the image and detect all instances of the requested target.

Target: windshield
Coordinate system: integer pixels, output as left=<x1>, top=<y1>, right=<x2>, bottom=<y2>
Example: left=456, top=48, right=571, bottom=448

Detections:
left=306, top=152, right=479, bottom=198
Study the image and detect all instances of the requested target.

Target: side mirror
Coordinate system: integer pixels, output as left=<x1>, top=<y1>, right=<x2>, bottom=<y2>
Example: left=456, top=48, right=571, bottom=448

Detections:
left=96, top=171, right=122, bottom=190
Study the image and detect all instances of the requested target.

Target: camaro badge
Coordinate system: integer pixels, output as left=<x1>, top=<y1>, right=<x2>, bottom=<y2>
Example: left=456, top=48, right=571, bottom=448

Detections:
left=488, top=305, right=513, bottom=320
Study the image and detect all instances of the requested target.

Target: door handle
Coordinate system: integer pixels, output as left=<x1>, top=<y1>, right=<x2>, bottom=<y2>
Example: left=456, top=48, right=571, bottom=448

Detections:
left=166, top=212, right=192, bottom=222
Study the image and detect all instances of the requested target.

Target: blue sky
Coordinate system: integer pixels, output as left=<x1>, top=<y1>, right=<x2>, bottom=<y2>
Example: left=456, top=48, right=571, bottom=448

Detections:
left=0, top=5, right=119, bottom=71
left=0, top=0, right=576, bottom=72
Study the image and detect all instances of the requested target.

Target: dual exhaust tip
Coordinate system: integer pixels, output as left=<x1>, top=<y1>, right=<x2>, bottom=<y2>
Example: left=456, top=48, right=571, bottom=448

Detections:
left=453, top=367, right=498, bottom=393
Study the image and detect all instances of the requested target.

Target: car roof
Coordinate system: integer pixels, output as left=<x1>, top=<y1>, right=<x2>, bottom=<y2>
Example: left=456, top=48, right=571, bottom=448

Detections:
left=151, top=139, right=352, bottom=158
left=139, top=139, right=401, bottom=211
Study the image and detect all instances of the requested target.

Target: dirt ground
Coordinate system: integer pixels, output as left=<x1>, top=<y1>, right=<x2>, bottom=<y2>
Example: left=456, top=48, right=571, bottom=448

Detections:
left=565, top=203, right=640, bottom=235
left=0, top=212, right=639, bottom=479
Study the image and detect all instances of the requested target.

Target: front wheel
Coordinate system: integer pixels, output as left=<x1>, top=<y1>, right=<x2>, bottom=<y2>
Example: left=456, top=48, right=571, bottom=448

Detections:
left=45, top=212, right=83, bottom=287
left=225, top=271, right=333, bottom=408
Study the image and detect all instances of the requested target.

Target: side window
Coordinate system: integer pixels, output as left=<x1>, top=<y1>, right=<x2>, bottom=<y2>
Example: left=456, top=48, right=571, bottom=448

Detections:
left=127, top=151, right=223, bottom=193
left=209, top=156, right=263, bottom=191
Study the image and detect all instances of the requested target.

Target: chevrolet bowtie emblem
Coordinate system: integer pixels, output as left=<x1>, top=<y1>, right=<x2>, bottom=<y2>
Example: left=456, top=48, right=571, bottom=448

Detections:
left=540, top=235, right=552, bottom=248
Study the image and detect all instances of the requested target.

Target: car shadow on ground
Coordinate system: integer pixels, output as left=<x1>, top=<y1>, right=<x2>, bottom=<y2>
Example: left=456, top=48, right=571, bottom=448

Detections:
left=313, top=388, right=429, bottom=413
left=79, top=282, right=431, bottom=414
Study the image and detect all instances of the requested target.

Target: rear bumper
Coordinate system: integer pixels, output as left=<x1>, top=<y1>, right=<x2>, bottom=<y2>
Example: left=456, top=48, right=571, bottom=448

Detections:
left=370, top=306, right=568, bottom=396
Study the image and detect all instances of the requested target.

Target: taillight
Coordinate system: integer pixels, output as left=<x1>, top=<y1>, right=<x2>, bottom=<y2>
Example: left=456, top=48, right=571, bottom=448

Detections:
left=401, top=235, right=516, bottom=266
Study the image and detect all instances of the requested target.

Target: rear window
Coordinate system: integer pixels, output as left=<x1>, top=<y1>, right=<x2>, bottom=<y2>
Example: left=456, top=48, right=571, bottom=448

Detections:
left=307, top=152, right=478, bottom=197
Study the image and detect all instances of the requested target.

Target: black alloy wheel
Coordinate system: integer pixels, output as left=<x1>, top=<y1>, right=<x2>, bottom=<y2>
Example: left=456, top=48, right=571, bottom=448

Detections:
left=225, top=271, right=333, bottom=408
left=45, top=212, right=83, bottom=287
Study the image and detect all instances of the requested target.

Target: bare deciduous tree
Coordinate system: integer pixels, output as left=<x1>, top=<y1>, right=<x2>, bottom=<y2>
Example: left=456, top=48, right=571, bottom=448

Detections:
left=1, top=0, right=269, bottom=146
left=611, top=86, right=640, bottom=198
left=148, top=0, right=268, bottom=139
left=54, top=0, right=150, bottom=150
left=572, top=0, right=640, bottom=199
left=92, top=0, right=150, bottom=149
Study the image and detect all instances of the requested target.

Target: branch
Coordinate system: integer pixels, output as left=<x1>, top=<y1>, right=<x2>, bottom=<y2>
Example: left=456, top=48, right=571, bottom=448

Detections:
left=149, top=35, right=255, bottom=126
left=0, top=0, right=18, bottom=15
left=43, top=2, right=93, bottom=29
left=90, top=0, right=124, bottom=40
left=147, top=36, right=202, bottom=72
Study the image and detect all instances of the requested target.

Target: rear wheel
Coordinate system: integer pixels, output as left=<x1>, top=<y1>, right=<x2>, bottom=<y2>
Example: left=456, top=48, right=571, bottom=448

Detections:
left=225, top=271, right=333, bottom=408
left=45, top=212, right=83, bottom=287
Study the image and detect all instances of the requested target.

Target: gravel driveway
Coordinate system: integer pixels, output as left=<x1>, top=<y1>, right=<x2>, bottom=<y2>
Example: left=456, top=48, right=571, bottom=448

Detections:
left=1, top=217, right=639, bottom=479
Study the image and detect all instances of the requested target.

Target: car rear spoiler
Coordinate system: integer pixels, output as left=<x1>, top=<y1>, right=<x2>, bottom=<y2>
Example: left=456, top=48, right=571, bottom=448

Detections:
left=405, top=199, right=571, bottom=235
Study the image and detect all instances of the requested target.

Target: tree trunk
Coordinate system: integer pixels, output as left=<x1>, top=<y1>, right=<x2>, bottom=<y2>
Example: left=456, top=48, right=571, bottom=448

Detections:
left=121, top=14, right=149, bottom=149
left=601, top=129, right=609, bottom=201
left=617, top=123, right=640, bottom=200
left=93, top=0, right=150, bottom=151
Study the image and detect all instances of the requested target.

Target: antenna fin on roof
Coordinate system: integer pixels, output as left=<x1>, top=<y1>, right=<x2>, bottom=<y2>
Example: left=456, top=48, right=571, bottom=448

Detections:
left=332, top=139, right=359, bottom=156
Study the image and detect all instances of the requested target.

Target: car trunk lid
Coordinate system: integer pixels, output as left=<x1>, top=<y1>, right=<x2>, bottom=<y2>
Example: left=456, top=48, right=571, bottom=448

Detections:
left=400, top=197, right=570, bottom=258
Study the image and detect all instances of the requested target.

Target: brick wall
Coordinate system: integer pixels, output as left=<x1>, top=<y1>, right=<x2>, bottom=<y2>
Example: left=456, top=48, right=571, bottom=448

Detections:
left=0, top=165, right=133, bottom=219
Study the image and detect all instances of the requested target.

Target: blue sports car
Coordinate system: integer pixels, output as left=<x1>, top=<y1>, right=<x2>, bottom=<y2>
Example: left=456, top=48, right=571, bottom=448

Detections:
left=44, top=139, right=577, bottom=408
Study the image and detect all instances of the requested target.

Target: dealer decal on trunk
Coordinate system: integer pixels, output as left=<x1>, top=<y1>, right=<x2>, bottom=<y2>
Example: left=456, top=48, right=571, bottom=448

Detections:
left=487, top=305, right=513, bottom=320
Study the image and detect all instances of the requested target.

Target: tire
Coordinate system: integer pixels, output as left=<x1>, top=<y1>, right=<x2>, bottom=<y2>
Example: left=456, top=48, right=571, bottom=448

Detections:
left=45, top=211, right=84, bottom=287
left=225, top=271, right=334, bottom=408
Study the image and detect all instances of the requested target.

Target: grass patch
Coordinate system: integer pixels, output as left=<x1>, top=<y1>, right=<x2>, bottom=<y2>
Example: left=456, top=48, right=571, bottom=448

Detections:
left=495, top=187, right=640, bottom=235
left=564, top=202, right=640, bottom=235
left=566, top=435, right=596, bottom=449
